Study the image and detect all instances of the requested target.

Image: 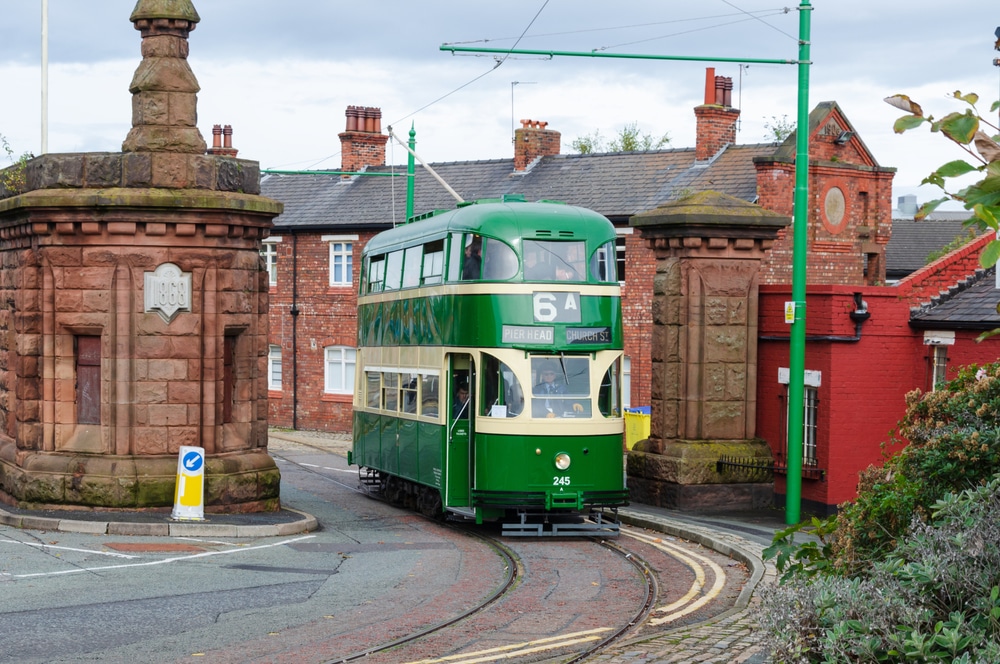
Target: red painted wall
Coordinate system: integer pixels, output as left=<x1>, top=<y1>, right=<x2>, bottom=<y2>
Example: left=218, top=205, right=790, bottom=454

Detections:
left=757, top=284, right=1000, bottom=511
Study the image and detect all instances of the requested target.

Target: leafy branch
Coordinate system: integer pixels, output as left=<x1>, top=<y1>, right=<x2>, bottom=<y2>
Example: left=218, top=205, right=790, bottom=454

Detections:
left=1, top=134, right=31, bottom=195
left=885, top=91, right=1000, bottom=269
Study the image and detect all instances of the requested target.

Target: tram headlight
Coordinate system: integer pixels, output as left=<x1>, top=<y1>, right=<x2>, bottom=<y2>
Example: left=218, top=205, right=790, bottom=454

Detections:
left=554, top=453, right=571, bottom=470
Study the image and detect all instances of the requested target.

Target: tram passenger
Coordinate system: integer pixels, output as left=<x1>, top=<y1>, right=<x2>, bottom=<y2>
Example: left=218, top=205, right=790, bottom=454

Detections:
left=462, top=237, right=482, bottom=280
left=523, top=251, right=553, bottom=280
left=453, top=382, right=470, bottom=419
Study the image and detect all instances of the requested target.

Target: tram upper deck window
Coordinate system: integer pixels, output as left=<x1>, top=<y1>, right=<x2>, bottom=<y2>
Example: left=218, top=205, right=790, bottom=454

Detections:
left=367, top=256, right=386, bottom=293
left=522, top=240, right=587, bottom=281
left=591, top=241, right=618, bottom=283
left=384, top=251, right=403, bottom=291
left=482, top=239, right=518, bottom=280
left=422, top=240, right=444, bottom=285
left=402, top=246, right=422, bottom=289
left=531, top=356, right=592, bottom=418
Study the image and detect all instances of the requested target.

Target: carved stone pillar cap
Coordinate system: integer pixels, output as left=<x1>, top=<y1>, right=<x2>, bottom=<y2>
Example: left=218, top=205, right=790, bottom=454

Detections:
left=630, top=190, right=790, bottom=240
left=130, top=0, right=200, bottom=23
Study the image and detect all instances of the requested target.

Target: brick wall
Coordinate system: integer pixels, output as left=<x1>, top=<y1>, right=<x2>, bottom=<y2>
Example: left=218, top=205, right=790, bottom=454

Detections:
left=622, top=232, right=655, bottom=408
left=757, top=153, right=894, bottom=286
left=267, top=231, right=378, bottom=432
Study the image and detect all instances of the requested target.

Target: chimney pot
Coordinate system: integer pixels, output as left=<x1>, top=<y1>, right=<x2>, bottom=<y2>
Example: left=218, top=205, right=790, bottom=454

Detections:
left=212, top=124, right=222, bottom=148
left=704, top=68, right=716, bottom=105
left=223, top=124, right=233, bottom=148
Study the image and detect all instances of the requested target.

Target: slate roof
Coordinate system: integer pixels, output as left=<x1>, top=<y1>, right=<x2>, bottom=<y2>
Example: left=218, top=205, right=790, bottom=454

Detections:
left=910, top=268, right=1000, bottom=330
left=260, top=143, right=777, bottom=231
left=886, top=215, right=979, bottom=280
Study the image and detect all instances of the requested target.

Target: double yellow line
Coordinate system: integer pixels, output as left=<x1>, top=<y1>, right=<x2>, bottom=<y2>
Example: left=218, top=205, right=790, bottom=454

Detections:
left=624, top=528, right=727, bottom=625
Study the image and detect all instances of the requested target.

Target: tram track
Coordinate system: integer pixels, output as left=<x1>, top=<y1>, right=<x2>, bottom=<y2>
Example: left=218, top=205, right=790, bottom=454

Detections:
left=270, top=444, right=746, bottom=664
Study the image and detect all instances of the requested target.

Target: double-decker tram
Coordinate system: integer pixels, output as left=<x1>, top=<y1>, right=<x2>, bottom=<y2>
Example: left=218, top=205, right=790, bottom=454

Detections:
left=348, top=195, right=628, bottom=536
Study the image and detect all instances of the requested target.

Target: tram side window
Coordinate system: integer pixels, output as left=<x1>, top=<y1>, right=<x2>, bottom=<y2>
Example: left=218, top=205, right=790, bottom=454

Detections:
left=420, top=375, right=439, bottom=417
left=482, top=238, right=518, bottom=281
left=422, top=240, right=444, bottom=285
left=480, top=354, right=524, bottom=417
left=446, top=233, right=465, bottom=282
left=367, top=256, right=386, bottom=294
left=366, top=372, right=381, bottom=408
left=590, top=241, right=618, bottom=283
left=382, top=373, right=399, bottom=411
left=531, top=356, right=592, bottom=418
left=384, top=251, right=404, bottom=291
left=401, top=372, right=418, bottom=413
left=402, top=246, right=422, bottom=289
left=598, top=360, right=622, bottom=417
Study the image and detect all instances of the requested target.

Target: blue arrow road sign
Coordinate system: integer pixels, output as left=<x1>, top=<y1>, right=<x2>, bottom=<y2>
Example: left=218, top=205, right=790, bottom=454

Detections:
left=182, top=450, right=203, bottom=472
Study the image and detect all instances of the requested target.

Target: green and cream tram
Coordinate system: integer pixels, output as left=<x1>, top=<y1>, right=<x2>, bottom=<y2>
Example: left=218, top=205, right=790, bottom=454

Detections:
left=348, top=195, right=628, bottom=535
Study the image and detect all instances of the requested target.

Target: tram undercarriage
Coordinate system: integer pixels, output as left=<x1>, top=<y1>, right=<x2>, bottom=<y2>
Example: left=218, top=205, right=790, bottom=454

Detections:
left=358, top=467, right=621, bottom=536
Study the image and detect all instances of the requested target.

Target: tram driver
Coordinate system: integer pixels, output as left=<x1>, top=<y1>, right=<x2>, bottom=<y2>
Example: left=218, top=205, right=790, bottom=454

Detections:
left=532, top=360, right=585, bottom=418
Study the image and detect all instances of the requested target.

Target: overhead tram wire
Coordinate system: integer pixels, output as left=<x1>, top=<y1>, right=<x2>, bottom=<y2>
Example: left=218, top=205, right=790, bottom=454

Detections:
left=442, top=8, right=794, bottom=47
left=385, top=0, right=550, bottom=131
left=719, top=1, right=798, bottom=41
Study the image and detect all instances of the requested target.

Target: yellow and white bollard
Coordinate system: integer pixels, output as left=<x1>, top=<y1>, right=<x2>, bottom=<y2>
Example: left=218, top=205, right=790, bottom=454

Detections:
left=172, top=446, right=206, bottom=521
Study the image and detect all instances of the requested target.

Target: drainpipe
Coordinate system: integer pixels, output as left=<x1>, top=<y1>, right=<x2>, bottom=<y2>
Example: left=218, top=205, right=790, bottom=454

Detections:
left=290, top=233, right=300, bottom=430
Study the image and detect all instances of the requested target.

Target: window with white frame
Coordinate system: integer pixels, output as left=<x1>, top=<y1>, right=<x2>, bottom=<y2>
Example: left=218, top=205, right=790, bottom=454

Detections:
left=323, top=235, right=358, bottom=287
left=268, top=344, right=282, bottom=390
left=779, top=368, right=821, bottom=467
left=923, top=331, right=955, bottom=391
left=615, top=228, right=632, bottom=284
left=324, top=346, right=356, bottom=394
left=261, top=238, right=280, bottom=287
left=931, top=346, right=948, bottom=389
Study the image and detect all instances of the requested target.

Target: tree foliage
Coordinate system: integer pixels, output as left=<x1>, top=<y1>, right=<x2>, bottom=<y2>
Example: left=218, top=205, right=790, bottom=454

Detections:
left=0, top=134, right=31, bottom=195
left=570, top=122, right=670, bottom=154
left=885, top=91, right=1000, bottom=270
left=764, top=114, right=795, bottom=142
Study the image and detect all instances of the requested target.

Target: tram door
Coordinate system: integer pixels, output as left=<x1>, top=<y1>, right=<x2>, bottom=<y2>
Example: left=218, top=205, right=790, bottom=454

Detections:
left=446, top=354, right=475, bottom=512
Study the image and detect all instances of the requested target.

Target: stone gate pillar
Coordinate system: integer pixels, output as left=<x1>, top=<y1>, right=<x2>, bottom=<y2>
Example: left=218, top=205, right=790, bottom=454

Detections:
left=627, top=191, right=789, bottom=510
left=0, top=0, right=282, bottom=511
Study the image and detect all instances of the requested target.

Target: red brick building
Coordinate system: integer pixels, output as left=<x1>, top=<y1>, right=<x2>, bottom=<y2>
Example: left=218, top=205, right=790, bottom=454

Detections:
left=757, top=235, right=1000, bottom=512
left=260, top=69, right=999, bottom=511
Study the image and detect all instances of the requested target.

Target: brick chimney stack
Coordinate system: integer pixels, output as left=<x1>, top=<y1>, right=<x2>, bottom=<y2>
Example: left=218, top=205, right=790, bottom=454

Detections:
left=514, top=119, right=561, bottom=171
left=694, top=67, right=740, bottom=161
left=339, top=105, right=388, bottom=177
left=206, top=124, right=239, bottom=157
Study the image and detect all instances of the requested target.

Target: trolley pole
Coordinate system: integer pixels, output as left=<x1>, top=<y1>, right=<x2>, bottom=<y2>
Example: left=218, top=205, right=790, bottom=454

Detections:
left=406, top=123, right=416, bottom=222
left=441, top=0, right=813, bottom=523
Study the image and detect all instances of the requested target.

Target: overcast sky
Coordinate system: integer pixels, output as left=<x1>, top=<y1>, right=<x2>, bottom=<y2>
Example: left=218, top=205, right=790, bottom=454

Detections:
left=2, top=1, right=997, bottom=208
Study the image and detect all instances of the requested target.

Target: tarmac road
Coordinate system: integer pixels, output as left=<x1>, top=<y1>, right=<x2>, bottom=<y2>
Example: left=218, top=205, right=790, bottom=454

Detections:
left=0, top=429, right=782, bottom=663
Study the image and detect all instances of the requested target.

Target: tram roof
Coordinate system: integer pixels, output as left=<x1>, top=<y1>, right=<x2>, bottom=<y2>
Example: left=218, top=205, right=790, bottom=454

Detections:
left=361, top=198, right=617, bottom=255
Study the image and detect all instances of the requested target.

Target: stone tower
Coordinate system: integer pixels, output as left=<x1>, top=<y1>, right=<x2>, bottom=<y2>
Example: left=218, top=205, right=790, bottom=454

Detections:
left=0, top=0, right=282, bottom=511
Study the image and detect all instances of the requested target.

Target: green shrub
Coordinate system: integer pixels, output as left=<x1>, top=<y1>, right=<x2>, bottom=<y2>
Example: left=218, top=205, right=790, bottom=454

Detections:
left=758, top=476, right=1000, bottom=662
